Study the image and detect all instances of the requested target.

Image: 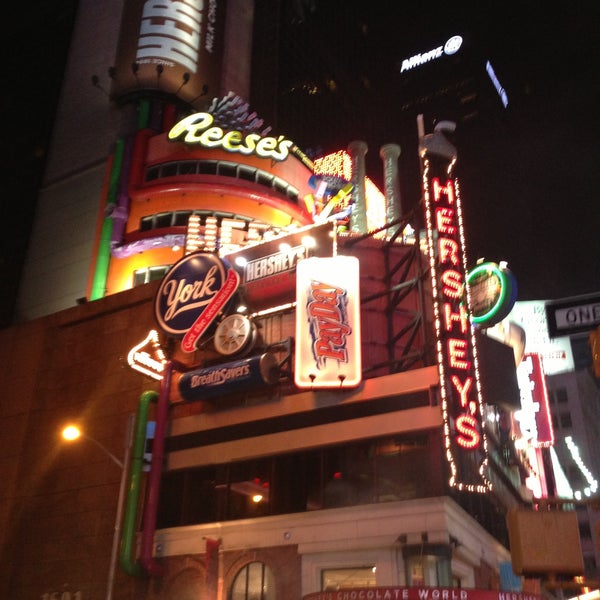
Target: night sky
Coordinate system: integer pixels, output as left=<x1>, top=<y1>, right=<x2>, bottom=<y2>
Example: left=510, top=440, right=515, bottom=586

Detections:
left=1, top=2, right=599, bottom=329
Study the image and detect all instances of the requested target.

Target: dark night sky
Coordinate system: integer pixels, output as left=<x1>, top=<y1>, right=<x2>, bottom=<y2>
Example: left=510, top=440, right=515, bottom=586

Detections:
left=1, top=2, right=599, bottom=329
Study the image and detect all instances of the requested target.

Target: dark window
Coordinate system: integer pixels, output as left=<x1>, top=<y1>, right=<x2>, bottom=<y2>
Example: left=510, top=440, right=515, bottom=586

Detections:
left=579, top=522, right=591, bottom=539
left=178, top=161, right=197, bottom=174
left=162, top=163, right=178, bottom=177
left=198, top=160, right=218, bottom=174
left=140, top=216, right=154, bottom=231
left=272, top=177, right=289, bottom=196
left=157, top=433, right=441, bottom=528
left=555, top=387, right=569, bottom=403
left=217, top=162, right=238, bottom=177
left=238, top=165, right=257, bottom=182
left=256, top=172, right=274, bottom=187
left=146, top=166, right=160, bottom=181
left=173, top=211, right=192, bottom=226
left=155, top=212, right=173, bottom=228
left=559, top=412, right=572, bottom=428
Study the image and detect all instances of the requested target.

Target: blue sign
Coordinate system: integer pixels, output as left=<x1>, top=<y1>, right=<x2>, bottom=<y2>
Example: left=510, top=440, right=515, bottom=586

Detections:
left=154, top=252, right=236, bottom=339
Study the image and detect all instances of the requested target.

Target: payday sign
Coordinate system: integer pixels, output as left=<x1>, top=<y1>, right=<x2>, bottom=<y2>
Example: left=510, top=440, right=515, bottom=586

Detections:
left=295, top=255, right=362, bottom=389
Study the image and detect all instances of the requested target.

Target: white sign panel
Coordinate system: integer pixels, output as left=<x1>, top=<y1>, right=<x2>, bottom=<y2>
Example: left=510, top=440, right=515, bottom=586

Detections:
left=295, top=256, right=362, bottom=388
left=508, top=301, right=574, bottom=375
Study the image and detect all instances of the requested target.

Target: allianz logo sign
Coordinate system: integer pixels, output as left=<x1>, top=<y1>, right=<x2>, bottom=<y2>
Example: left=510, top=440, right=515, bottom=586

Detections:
left=399, top=35, right=463, bottom=73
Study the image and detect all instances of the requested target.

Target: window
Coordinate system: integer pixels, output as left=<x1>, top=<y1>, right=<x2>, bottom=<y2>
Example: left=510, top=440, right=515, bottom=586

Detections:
left=157, top=433, right=442, bottom=528
left=579, top=522, right=591, bottom=539
left=555, top=388, right=569, bottom=404
left=402, top=544, right=452, bottom=586
left=133, top=266, right=171, bottom=286
left=230, top=562, right=275, bottom=600
left=559, top=412, right=572, bottom=428
left=322, top=567, right=376, bottom=591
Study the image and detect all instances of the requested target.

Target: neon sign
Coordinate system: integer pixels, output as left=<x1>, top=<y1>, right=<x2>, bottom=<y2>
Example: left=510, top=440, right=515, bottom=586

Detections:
left=154, top=253, right=240, bottom=353
left=168, top=112, right=294, bottom=161
left=127, top=329, right=166, bottom=380
left=399, top=35, right=463, bottom=73
left=421, top=125, right=490, bottom=492
left=515, top=353, right=554, bottom=448
left=467, top=261, right=517, bottom=327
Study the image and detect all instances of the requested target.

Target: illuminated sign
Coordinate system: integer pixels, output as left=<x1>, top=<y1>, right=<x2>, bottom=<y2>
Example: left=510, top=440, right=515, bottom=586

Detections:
left=127, top=329, right=166, bottom=380
left=154, top=252, right=239, bottom=352
left=136, top=0, right=202, bottom=72
left=467, top=261, right=517, bottom=327
left=111, top=0, right=226, bottom=107
left=421, top=129, right=490, bottom=492
left=178, top=353, right=280, bottom=402
left=224, top=222, right=335, bottom=310
left=295, top=256, right=362, bottom=388
left=244, top=245, right=307, bottom=284
left=515, top=353, right=554, bottom=448
left=545, top=292, right=600, bottom=337
left=168, top=112, right=294, bottom=161
left=304, top=588, right=543, bottom=600
left=485, top=60, right=509, bottom=108
left=508, top=301, right=574, bottom=374
left=313, top=150, right=387, bottom=231
left=399, top=35, right=463, bottom=73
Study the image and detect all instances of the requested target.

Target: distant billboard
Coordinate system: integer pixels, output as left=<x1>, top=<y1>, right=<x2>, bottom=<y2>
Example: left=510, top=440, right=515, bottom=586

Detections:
left=508, top=301, right=574, bottom=375
left=515, top=353, right=554, bottom=448
left=111, top=0, right=227, bottom=106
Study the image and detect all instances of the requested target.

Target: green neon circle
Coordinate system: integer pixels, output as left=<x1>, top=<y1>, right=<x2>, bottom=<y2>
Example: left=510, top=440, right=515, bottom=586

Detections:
left=467, top=262, right=510, bottom=325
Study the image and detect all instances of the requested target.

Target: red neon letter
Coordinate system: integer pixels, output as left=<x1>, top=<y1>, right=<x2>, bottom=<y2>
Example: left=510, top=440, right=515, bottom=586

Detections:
left=438, top=238, right=460, bottom=267
left=451, top=375, right=475, bottom=410
left=444, top=303, right=468, bottom=333
left=440, top=271, right=463, bottom=299
left=435, top=207, right=456, bottom=235
left=448, top=339, right=471, bottom=370
left=456, top=414, right=480, bottom=449
left=433, top=178, right=456, bottom=205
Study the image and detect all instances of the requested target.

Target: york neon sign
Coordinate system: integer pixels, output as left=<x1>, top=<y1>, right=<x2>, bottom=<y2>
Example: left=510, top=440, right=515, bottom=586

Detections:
left=168, top=112, right=294, bottom=161
left=421, top=128, right=490, bottom=492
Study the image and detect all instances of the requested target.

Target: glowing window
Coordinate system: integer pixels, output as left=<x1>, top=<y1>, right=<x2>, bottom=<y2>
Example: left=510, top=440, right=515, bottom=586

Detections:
left=321, top=567, right=376, bottom=591
left=230, top=562, right=275, bottom=600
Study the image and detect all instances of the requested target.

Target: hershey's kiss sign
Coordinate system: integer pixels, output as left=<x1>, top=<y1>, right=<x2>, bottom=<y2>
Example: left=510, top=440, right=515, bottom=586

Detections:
left=154, top=253, right=240, bottom=353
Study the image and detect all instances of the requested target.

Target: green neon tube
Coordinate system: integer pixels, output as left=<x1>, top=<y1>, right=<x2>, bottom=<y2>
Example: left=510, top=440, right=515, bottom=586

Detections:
left=90, top=138, right=125, bottom=300
left=119, top=389, right=158, bottom=577
left=137, top=98, right=151, bottom=130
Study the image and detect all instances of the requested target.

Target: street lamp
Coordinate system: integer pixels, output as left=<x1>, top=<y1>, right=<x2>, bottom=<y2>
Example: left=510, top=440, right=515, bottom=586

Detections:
left=61, top=415, right=134, bottom=600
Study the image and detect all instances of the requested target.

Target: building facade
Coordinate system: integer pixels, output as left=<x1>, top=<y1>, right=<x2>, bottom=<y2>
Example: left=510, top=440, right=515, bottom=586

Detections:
left=3, top=2, right=593, bottom=599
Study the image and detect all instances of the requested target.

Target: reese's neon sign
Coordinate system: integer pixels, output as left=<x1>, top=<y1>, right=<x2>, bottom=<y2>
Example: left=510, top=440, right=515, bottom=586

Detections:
left=168, top=112, right=294, bottom=161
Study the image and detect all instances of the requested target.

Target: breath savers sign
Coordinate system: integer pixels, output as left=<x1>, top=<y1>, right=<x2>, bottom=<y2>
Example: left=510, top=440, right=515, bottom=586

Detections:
left=421, top=141, right=490, bottom=492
